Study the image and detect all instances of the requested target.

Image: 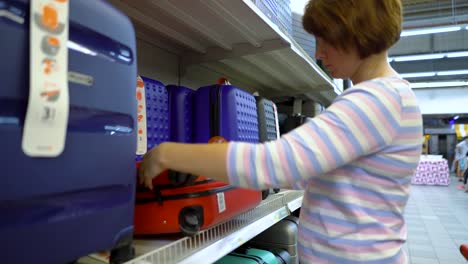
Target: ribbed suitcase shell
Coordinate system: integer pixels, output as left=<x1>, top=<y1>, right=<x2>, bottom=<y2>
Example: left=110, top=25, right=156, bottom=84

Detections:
left=136, top=77, right=169, bottom=161
left=0, top=1, right=137, bottom=263
left=255, top=96, right=279, bottom=142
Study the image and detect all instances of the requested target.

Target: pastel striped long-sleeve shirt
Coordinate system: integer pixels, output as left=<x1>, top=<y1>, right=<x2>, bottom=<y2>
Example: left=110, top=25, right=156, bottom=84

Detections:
left=227, top=77, right=423, bottom=264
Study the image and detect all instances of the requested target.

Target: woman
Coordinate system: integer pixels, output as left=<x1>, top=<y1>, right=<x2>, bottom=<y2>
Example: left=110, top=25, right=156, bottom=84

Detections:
left=140, top=0, right=422, bottom=263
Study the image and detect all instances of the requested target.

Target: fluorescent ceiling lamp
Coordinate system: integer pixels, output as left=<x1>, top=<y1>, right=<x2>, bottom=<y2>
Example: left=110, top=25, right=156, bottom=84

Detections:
left=393, top=54, right=445, bottom=62
left=400, top=70, right=468, bottom=78
left=446, top=51, right=468, bottom=58
left=400, top=72, right=436, bottom=78
left=410, top=81, right=468, bottom=89
left=437, top=70, right=468, bottom=76
left=401, top=26, right=462, bottom=37
left=389, top=50, right=468, bottom=62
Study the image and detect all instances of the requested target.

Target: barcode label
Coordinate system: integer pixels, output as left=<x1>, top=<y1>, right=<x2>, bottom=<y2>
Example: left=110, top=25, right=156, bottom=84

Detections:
left=217, top=192, right=226, bottom=213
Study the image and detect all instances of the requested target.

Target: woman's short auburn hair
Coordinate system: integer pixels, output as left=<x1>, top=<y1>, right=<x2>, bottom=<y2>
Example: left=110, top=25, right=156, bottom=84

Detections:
left=303, top=0, right=402, bottom=59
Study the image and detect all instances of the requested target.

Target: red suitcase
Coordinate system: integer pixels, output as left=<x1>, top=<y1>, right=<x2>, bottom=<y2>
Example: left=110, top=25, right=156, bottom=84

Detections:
left=134, top=170, right=262, bottom=235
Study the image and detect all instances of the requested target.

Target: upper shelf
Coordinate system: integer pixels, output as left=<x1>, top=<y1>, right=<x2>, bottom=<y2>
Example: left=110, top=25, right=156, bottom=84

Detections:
left=110, top=0, right=338, bottom=104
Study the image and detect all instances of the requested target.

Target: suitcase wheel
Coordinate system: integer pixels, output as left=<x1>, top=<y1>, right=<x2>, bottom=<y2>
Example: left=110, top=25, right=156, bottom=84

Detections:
left=179, top=206, right=204, bottom=236
left=261, top=189, right=270, bottom=200
left=110, top=244, right=135, bottom=264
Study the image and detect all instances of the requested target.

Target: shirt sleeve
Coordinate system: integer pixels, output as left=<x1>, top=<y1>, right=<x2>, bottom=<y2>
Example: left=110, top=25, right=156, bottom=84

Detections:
left=227, top=81, right=403, bottom=190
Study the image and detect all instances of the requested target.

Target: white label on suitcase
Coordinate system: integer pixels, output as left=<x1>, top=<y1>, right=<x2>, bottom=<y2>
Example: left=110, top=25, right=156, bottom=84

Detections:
left=22, top=0, right=69, bottom=157
left=217, top=192, right=226, bottom=213
left=136, top=76, right=148, bottom=155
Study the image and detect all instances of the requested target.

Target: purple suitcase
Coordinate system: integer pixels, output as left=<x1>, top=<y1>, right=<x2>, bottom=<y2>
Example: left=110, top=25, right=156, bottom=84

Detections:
left=1, top=1, right=137, bottom=263
left=166, top=85, right=196, bottom=185
left=167, top=85, right=194, bottom=143
left=136, top=77, right=170, bottom=161
left=193, top=85, right=259, bottom=143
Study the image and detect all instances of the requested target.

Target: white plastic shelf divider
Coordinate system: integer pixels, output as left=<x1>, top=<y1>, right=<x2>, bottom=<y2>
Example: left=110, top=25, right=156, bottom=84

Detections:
left=109, top=0, right=338, bottom=104
left=118, top=190, right=303, bottom=264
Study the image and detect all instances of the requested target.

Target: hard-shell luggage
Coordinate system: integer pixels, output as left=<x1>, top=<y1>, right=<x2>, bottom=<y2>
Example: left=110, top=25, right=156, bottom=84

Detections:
left=193, top=84, right=260, bottom=144
left=192, top=83, right=264, bottom=201
left=248, top=216, right=299, bottom=264
left=0, top=1, right=137, bottom=263
left=215, top=248, right=278, bottom=264
left=255, top=96, right=281, bottom=196
left=255, top=96, right=279, bottom=142
left=136, top=79, right=192, bottom=186
left=166, top=85, right=198, bottom=185
left=136, top=77, right=169, bottom=161
left=134, top=173, right=262, bottom=236
left=134, top=83, right=262, bottom=235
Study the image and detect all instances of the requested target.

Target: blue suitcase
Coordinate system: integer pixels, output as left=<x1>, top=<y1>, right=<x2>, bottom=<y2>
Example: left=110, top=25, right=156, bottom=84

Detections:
left=167, top=85, right=194, bottom=144
left=193, top=84, right=259, bottom=144
left=0, top=1, right=137, bottom=263
left=167, top=84, right=196, bottom=185
left=136, top=77, right=170, bottom=161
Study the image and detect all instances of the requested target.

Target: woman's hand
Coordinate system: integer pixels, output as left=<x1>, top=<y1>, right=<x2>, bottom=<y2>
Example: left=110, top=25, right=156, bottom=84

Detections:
left=138, top=142, right=231, bottom=189
left=139, top=145, right=165, bottom=189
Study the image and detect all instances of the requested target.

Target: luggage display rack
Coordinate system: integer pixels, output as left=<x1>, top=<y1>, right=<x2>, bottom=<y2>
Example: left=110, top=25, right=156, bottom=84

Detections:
left=78, top=190, right=303, bottom=264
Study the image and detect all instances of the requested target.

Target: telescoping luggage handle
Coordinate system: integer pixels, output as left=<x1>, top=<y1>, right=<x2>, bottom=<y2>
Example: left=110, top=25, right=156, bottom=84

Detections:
left=22, top=0, right=70, bottom=157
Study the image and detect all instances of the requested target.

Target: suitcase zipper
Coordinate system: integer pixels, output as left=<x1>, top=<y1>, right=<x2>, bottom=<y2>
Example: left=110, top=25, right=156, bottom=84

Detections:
left=136, top=179, right=215, bottom=193
left=135, top=184, right=234, bottom=204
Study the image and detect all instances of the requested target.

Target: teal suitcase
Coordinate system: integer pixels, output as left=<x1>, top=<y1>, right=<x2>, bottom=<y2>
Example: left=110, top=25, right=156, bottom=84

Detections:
left=216, top=248, right=277, bottom=264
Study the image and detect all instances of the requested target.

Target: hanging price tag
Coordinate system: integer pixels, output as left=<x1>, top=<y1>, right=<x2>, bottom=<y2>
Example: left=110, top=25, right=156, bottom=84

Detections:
left=22, top=0, right=69, bottom=157
left=136, top=76, right=148, bottom=155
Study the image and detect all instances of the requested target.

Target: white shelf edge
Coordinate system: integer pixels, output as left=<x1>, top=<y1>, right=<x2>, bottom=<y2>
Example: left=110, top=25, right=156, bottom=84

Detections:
left=287, top=196, right=303, bottom=213
left=178, top=207, right=289, bottom=264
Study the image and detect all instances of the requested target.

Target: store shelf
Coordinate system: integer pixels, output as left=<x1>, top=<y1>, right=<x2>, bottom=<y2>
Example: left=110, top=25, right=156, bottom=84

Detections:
left=109, top=0, right=338, bottom=104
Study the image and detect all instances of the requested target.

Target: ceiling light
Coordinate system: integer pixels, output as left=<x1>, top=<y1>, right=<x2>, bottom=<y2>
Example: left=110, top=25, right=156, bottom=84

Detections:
left=446, top=51, right=468, bottom=58
left=400, top=70, right=468, bottom=79
left=454, top=115, right=460, bottom=120
left=401, top=26, right=462, bottom=37
left=389, top=50, right=468, bottom=62
left=400, top=72, right=436, bottom=78
left=410, top=81, right=468, bottom=89
left=437, top=70, right=468, bottom=76
left=393, top=54, right=445, bottom=62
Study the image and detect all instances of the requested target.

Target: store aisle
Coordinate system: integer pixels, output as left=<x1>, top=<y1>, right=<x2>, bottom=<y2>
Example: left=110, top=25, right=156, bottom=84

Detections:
left=405, top=176, right=468, bottom=264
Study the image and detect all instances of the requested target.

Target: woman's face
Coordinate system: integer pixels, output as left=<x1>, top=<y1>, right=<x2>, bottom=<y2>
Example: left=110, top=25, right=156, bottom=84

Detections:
left=315, top=37, right=362, bottom=79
